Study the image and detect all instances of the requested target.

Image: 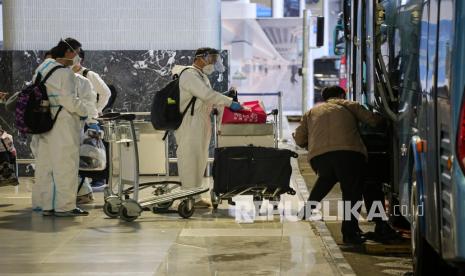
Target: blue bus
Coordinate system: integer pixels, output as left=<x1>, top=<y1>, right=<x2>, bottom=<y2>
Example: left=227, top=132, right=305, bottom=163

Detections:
left=337, top=0, right=465, bottom=274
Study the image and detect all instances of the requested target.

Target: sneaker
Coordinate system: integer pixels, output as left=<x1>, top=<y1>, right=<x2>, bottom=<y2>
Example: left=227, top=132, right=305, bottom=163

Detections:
left=76, top=193, right=94, bottom=204
left=54, top=207, right=89, bottom=217
left=42, top=209, right=54, bottom=216
left=194, top=199, right=211, bottom=209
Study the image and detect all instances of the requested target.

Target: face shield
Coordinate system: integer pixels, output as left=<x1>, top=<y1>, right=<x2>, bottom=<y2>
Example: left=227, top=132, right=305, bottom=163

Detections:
left=196, top=53, right=225, bottom=73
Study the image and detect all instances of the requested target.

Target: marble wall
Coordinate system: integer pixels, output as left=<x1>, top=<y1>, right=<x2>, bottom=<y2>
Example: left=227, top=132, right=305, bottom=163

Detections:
left=0, top=50, right=229, bottom=175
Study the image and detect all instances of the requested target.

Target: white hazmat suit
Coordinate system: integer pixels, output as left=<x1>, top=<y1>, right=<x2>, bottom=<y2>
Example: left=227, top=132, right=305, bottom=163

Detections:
left=75, top=74, right=98, bottom=125
left=75, top=74, right=98, bottom=197
left=172, top=65, right=232, bottom=191
left=78, top=68, right=111, bottom=113
left=33, top=59, right=88, bottom=212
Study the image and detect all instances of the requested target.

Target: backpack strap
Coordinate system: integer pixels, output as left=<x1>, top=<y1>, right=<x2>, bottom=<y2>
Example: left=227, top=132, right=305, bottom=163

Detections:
left=39, top=65, right=65, bottom=122
left=52, top=106, right=63, bottom=124
left=182, top=97, right=197, bottom=118
left=177, top=67, right=198, bottom=116
left=40, top=65, right=66, bottom=85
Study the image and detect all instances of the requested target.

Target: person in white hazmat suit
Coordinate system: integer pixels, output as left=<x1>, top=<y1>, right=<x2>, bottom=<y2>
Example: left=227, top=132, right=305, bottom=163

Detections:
left=74, top=49, right=111, bottom=114
left=31, top=50, right=98, bottom=209
left=173, top=47, right=243, bottom=208
left=73, top=69, right=99, bottom=204
left=33, top=38, right=89, bottom=217
left=74, top=49, right=111, bottom=189
left=31, top=51, right=53, bottom=211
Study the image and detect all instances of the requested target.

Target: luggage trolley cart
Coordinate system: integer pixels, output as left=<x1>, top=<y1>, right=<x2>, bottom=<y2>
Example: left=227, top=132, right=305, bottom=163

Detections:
left=210, top=108, right=297, bottom=210
left=99, top=112, right=208, bottom=221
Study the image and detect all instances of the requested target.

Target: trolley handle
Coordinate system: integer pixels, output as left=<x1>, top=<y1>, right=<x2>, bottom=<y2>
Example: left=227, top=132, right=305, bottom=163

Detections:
left=267, top=109, right=279, bottom=116
left=98, top=112, right=136, bottom=122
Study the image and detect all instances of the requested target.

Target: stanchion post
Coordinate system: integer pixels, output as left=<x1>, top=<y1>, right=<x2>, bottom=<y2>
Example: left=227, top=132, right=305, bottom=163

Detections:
left=164, top=133, right=170, bottom=177
left=278, top=91, right=283, bottom=141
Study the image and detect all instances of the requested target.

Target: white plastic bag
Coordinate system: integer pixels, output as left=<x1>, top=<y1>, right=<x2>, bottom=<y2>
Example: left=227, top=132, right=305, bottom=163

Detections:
left=79, top=130, right=106, bottom=171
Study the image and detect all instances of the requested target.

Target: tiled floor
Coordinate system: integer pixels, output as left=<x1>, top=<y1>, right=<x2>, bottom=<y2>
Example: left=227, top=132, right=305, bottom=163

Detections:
left=0, top=119, right=342, bottom=276
left=0, top=171, right=340, bottom=276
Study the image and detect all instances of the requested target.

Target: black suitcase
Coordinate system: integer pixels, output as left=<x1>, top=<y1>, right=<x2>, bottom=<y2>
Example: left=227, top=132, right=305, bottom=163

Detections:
left=212, top=146, right=298, bottom=194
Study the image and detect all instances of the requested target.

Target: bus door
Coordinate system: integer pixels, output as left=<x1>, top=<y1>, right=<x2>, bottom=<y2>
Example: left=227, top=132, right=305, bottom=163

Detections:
left=435, top=0, right=455, bottom=259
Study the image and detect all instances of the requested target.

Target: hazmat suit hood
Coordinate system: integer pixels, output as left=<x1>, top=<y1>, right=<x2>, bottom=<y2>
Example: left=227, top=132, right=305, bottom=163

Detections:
left=171, top=65, right=195, bottom=77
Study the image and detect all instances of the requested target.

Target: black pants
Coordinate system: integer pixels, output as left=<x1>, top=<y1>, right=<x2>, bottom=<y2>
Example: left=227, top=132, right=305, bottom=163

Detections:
left=363, top=180, right=385, bottom=223
left=308, top=151, right=365, bottom=237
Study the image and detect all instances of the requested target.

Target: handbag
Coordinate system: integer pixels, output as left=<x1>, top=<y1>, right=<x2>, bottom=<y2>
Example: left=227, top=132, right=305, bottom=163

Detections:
left=222, top=100, right=267, bottom=124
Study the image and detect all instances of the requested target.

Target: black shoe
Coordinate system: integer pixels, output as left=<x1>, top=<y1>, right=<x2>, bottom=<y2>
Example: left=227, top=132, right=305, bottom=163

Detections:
left=42, top=210, right=54, bottom=216
left=55, top=207, right=89, bottom=217
left=374, top=221, right=401, bottom=242
left=343, top=234, right=367, bottom=245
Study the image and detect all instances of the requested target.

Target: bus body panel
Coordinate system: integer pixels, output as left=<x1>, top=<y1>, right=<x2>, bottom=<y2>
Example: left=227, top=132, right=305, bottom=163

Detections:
left=342, top=0, right=465, bottom=263
left=449, top=0, right=465, bottom=261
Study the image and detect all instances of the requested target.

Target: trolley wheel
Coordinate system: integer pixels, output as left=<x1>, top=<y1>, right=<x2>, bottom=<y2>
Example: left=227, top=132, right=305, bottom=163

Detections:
left=178, top=200, right=195, bottom=219
left=119, top=205, right=139, bottom=222
left=103, top=201, right=119, bottom=218
left=152, top=201, right=173, bottom=213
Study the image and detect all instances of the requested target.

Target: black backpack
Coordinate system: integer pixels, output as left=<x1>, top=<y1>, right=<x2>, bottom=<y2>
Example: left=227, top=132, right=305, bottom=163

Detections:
left=15, top=65, right=65, bottom=134
left=150, top=68, right=196, bottom=139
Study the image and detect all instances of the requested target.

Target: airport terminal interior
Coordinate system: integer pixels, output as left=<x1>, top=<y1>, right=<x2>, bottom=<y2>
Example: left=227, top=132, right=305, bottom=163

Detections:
left=3, top=0, right=465, bottom=275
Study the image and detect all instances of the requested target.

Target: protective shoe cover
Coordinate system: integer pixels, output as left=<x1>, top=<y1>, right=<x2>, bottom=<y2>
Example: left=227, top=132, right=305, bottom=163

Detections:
left=54, top=207, right=89, bottom=217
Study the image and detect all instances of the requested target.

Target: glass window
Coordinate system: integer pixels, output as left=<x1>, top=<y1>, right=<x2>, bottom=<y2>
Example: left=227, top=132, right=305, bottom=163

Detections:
left=436, top=0, right=454, bottom=98
left=284, top=0, right=300, bottom=17
left=252, top=0, right=273, bottom=18
left=419, top=1, right=429, bottom=92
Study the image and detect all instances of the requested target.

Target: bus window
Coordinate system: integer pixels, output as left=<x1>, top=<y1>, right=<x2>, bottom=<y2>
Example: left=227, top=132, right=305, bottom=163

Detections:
left=436, top=0, right=454, bottom=99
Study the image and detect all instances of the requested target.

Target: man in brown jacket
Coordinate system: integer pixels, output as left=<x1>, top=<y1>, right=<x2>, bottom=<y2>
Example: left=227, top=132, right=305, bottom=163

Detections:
left=294, top=86, right=383, bottom=244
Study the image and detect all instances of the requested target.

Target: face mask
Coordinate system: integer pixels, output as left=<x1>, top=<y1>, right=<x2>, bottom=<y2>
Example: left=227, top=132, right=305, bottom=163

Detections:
left=72, top=55, right=81, bottom=67
left=202, top=64, right=215, bottom=75
left=61, top=39, right=81, bottom=67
